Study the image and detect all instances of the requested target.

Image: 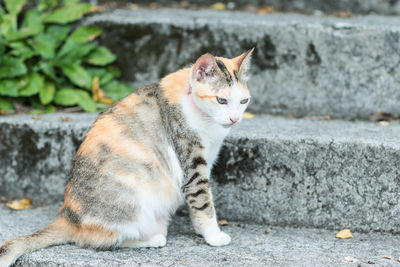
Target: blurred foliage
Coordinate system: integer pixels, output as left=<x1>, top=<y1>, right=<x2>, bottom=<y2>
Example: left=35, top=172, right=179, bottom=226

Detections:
left=0, top=0, right=134, bottom=113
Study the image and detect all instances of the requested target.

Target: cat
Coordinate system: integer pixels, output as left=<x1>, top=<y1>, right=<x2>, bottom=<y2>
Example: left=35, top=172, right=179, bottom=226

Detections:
left=0, top=49, right=253, bottom=267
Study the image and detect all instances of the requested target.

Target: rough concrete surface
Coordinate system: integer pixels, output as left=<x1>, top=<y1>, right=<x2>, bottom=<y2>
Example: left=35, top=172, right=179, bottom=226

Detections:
left=92, top=0, right=400, bottom=15
left=0, top=113, right=399, bottom=232
left=84, top=9, right=400, bottom=119
left=1, top=205, right=400, bottom=267
left=0, top=113, right=95, bottom=205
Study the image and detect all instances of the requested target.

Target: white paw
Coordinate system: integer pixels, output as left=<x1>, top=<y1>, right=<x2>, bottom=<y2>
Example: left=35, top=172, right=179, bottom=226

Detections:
left=205, top=231, right=231, bottom=246
left=147, top=234, right=167, bottom=247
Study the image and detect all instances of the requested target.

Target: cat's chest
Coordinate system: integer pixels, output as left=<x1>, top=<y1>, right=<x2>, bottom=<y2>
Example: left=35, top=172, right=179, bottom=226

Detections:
left=197, top=124, right=228, bottom=169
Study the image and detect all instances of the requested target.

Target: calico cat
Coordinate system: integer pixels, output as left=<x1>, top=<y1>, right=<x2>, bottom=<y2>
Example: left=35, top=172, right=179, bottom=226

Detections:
left=0, top=49, right=253, bottom=267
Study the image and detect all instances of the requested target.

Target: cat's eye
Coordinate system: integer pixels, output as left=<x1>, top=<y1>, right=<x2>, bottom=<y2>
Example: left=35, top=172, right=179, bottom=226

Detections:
left=216, top=97, right=228, bottom=105
left=240, top=98, right=249, bottom=104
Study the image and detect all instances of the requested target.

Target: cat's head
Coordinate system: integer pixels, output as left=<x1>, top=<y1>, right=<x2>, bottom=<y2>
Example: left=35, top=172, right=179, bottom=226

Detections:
left=190, top=49, right=253, bottom=128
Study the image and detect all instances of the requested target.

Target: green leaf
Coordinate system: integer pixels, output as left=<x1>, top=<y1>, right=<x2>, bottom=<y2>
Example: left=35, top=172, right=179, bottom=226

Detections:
left=29, top=104, right=57, bottom=115
left=63, top=0, right=80, bottom=4
left=44, top=104, right=56, bottom=113
left=29, top=33, right=55, bottom=59
left=19, top=73, right=44, bottom=97
left=0, top=57, right=27, bottom=78
left=38, top=0, right=58, bottom=12
left=86, top=46, right=116, bottom=66
left=61, top=64, right=92, bottom=89
left=9, top=41, right=36, bottom=60
left=0, top=6, right=5, bottom=21
left=0, top=96, right=14, bottom=110
left=87, top=66, right=120, bottom=85
left=7, top=10, right=44, bottom=41
left=5, top=0, right=27, bottom=16
left=29, top=25, right=70, bottom=60
left=86, top=67, right=106, bottom=79
left=54, top=88, right=96, bottom=112
left=46, top=25, right=70, bottom=49
left=0, top=78, right=27, bottom=97
left=102, top=80, right=135, bottom=101
left=43, top=3, right=94, bottom=24
left=40, top=62, right=57, bottom=81
left=0, top=37, right=5, bottom=56
left=100, top=67, right=120, bottom=85
left=57, top=44, right=95, bottom=65
left=0, top=14, right=17, bottom=35
left=77, top=91, right=96, bottom=112
left=39, top=81, right=55, bottom=104
left=58, top=26, right=101, bottom=57
left=54, top=88, right=81, bottom=106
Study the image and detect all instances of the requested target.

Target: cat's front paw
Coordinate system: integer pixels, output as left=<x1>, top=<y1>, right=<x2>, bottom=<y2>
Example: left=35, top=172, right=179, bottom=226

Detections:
left=205, top=231, right=231, bottom=246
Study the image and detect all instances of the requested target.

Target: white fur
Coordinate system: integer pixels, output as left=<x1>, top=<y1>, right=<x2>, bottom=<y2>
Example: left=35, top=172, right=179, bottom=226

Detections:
left=190, top=80, right=250, bottom=128
left=121, top=234, right=167, bottom=248
left=83, top=145, right=184, bottom=244
left=180, top=94, right=229, bottom=170
left=203, top=215, right=231, bottom=246
left=116, top=145, right=184, bottom=241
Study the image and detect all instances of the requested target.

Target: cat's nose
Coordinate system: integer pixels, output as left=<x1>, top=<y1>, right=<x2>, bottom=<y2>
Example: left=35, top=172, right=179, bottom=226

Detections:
left=230, top=117, right=239, bottom=124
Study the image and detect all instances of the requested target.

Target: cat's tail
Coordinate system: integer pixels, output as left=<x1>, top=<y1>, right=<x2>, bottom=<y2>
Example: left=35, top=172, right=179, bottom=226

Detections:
left=0, top=217, right=73, bottom=267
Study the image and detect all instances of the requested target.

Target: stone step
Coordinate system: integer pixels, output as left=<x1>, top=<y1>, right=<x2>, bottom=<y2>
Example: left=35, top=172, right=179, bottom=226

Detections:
left=0, top=113, right=399, bottom=232
left=84, top=9, right=400, bottom=119
left=92, top=0, right=400, bottom=16
left=1, top=205, right=400, bottom=267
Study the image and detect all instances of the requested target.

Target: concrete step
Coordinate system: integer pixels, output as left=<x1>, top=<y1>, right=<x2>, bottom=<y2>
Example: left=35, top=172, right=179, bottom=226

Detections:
left=84, top=9, right=400, bottom=119
left=0, top=113, right=399, bottom=233
left=92, top=0, right=400, bottom=16
left=1, top=204, right=400, bottom=267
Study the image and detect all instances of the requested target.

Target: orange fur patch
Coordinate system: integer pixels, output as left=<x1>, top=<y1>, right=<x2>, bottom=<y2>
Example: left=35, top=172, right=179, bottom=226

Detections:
left=74, top=223, right=119, bottom=247
left=115, top=94, right=141, bottom=115
left=76, top=115, right=123, bottom=157
left=161, top=68, right=190, bottom=104
left=215, top=57, right=237, bottom=77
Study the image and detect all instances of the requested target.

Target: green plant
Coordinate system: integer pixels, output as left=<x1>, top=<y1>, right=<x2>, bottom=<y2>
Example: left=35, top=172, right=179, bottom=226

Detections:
left=0, top=0, right=134, bottom=113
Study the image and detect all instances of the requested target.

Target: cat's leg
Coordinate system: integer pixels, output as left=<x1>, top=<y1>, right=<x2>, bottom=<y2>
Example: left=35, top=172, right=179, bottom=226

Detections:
left=120, top=234, right=166, bottom=248
left=120, top=218, right=168, bottom=248
left=182, top=155, right=231, bottom=247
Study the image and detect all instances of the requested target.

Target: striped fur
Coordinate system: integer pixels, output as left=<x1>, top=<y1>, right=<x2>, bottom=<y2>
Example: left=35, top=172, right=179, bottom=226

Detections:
left=0, top=50, right=253, bottom=266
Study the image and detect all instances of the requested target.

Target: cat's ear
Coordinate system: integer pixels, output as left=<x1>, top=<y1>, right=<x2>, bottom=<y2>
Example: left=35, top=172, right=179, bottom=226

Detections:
left=233, top=48, right=254, bottom=82
left=193, top=53, right=219, bottom=83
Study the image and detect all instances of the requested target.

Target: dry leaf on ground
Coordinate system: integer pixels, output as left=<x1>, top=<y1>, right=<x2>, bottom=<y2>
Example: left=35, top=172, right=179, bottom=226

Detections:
left=61, top=116, right=72, bottom=122
left=243, top=4, right=257, bottom=12
left=129, top=4, right=139, bottom=10
left=211, top=2, right=226, bottom=10
left=218, top=219, right=228, bottom=226
left=258, top=5, right=273, bottom=14
left=149, top=3, right=160, bottom=9
left=336, top=229, right=353, bottom=239
left=243, top=112, right=255, bottom=119
left=32, top=116, right=41, bottom=120
left=334, top=11, right=352, bottom=18
left=5, top=197, right=32, bottom=210
left=369, top=111, right=395, bottom=122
